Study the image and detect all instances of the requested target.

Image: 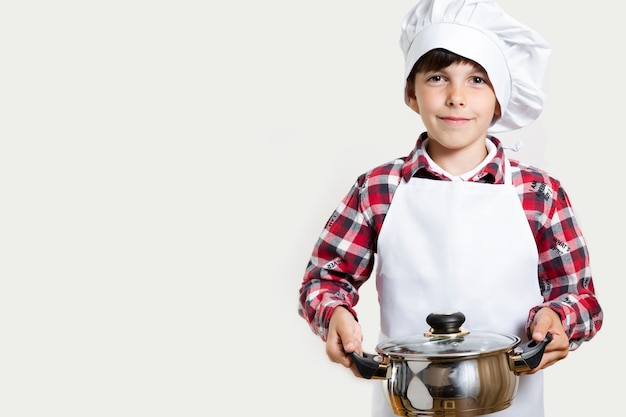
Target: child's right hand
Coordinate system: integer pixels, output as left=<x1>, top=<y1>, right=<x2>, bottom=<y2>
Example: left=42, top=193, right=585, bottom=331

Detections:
left=326, top=306, right=363, bottom=377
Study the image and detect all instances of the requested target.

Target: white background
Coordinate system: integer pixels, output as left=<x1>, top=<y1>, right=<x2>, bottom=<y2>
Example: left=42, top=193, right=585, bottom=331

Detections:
left=0, top=1, right=621, bottom=416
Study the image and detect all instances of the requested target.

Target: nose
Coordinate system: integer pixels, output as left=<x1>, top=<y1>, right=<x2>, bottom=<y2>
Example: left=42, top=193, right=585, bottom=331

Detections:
left=447, top=84, right=465, bottom=107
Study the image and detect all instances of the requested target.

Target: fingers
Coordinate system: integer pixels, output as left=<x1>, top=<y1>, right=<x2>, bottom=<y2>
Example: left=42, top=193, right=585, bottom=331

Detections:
left=326, top=307, right=363, bottom=369
left=519, top=307, right=569, bottom=375
left=530, top=307, right=562, bottom=341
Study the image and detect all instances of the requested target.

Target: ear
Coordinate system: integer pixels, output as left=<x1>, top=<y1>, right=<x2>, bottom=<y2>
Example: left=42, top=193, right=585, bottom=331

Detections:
left=405, top=83, right=420, bottom=113
left=407, top=95, right=420, bottom=113
left=494, top=101, right=502, bottom=118
left=490, top=100, right=502, bottom=125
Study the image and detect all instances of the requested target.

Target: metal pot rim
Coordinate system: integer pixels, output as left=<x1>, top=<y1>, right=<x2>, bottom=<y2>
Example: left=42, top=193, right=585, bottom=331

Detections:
left=375, top=330, right=521, bottom=360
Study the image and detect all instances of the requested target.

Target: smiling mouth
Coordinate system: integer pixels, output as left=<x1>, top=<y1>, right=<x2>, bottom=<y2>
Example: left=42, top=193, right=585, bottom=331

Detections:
left=441, top=116, right=469, bottom=125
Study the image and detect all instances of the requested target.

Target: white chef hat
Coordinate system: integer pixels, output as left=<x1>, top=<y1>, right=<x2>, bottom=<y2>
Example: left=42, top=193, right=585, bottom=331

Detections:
left=400, top=0, right=551, bottom=132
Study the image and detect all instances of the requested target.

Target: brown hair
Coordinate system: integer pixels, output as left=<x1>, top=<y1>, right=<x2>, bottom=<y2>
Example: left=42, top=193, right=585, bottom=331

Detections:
left=408, top=48, right=487, bottom=80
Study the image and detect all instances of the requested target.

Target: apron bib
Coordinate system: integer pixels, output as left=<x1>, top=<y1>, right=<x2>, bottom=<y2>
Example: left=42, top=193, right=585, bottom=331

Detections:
left=372, top=158, right=544, bottom=416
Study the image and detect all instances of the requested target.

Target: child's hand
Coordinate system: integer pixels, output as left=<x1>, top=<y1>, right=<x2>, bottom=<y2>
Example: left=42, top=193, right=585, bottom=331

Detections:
left=326, top=306, right=363, bottom=377
left=519, top=307, right=569, bottom=375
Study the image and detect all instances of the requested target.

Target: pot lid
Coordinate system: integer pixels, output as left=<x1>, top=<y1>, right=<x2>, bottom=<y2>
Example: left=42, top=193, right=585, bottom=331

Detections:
left=376, top=312, right=521, bottom=359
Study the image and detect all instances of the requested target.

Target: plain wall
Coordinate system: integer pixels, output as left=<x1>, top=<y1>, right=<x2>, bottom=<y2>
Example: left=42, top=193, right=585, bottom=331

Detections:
left=1, top=1, right=621, bottom=416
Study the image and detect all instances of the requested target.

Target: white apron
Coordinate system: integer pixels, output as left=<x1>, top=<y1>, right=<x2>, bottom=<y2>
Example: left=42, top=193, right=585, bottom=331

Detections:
left=372, top=158, right=545, bottom=416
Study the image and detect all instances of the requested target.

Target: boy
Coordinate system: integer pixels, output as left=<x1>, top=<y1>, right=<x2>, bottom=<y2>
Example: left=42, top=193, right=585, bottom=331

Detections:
left=298, top=1, right=602, bottom=416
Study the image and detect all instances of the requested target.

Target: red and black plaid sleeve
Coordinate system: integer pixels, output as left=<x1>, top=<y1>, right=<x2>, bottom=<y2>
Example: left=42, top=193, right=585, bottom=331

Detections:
left=297, top=159, right=404, bottom=340
left=511, top=159, right=603, bottom=349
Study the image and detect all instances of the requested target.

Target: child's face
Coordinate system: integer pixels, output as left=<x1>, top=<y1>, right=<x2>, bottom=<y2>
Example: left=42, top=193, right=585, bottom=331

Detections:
left=407, top=62, right=500, bottom=153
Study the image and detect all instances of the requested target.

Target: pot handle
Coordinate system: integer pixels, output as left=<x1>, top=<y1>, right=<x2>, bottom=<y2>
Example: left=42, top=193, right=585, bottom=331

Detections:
left=509, top=332, right=553, bottom=373
left=348, top=351, right=391, bottom=380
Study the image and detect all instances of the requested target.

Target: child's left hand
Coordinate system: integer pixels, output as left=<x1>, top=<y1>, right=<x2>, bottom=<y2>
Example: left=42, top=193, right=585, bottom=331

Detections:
left=518, top=307, right=569, bottom=375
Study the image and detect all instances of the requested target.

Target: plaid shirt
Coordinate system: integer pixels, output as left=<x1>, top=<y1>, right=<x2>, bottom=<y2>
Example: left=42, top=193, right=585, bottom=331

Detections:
left=298, top=133, right=603, bottom=349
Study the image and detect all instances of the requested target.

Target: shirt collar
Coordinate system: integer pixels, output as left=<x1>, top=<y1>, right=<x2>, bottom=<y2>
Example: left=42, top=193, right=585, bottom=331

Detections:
left=401, top=132, right=506, bottom=184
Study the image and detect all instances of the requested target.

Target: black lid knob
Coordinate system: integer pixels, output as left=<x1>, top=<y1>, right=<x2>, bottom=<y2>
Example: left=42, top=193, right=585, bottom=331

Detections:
left=426, top=312, right=466, bottom=334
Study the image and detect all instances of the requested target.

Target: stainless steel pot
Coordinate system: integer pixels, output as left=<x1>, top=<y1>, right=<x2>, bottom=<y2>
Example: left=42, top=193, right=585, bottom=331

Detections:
left=351, top=312, right=551, bottom=417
